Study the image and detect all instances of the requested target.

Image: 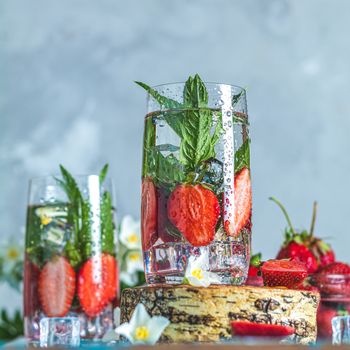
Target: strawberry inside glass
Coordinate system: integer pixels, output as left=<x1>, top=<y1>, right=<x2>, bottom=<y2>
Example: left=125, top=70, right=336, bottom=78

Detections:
left=24, top=166, right=118, bottom=343
left=139, top=75, right=252, bottom=284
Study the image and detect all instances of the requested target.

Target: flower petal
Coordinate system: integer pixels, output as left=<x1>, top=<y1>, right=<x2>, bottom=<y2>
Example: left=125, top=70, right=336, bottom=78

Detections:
left=115, top=322, right=134, bottom=343
left=145, top=316, right=170, bottom=345
left=129, top=303, right=151, bottom=330
left=186, top=275, right=210, bottom=287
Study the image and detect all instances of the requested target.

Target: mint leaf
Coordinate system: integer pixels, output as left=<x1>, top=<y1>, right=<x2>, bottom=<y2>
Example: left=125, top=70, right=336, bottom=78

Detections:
left=180, top=109, right=214, bottom=168
left=101, top=191, right=115, bottom=255
left=135, top=81, right=182, bottom=109
left=232, top=90, right=244, bottom=106
left=99, top=164, right=109, bottom=184
left=234, top=139, right=250, bottom=173
left=183, top=74, right=208, bottom=107
left=156, top=153, right=186, bottom=186
left=142, top=116, right=156, bottom=177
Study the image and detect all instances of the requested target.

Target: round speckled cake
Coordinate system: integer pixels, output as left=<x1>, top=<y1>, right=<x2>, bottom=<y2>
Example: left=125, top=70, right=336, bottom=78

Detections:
left=120, top=285, right=320, bottom=345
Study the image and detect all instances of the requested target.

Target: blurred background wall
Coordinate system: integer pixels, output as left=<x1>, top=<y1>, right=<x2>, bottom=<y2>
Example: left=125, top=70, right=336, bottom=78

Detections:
left=1, top=0, right=350, bottom=295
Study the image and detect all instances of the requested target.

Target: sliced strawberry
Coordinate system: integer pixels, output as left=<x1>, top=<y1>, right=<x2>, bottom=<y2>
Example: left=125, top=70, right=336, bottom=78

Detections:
left=167, top=184, right=220, bottom=247
left=261, top=259, right=308, bottom=288
left=78, top=253, right=117, bottom=317
left=38, top=256, right=76, bottom=317
left=157, top=187, right=182, bottom=244
left=23, top=258, right=40, bottom=317
left=224, top=167, right=252, bottom=237
left=141, top=178, right=158, bottom=251
left=231, top=321, right=294, bottom=337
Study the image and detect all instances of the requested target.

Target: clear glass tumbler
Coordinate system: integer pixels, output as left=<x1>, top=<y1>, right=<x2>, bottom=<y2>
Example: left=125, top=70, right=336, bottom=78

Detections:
left=24, top=173, right=118, bottom=343
left=141, top=80, right=252, bottom=285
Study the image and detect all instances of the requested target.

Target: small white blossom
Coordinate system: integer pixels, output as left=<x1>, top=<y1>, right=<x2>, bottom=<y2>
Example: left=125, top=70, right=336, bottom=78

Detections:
left=125, top=250, right=144, bottom=274
left=119, top=216, right=141, bottom=250
left=0, top=239, right=22, bottom=274
left=184, top=252, right=220, bottom=287
left=116, top=304, right=169, bottom=345
left=120, top=271, right=139, bottom=287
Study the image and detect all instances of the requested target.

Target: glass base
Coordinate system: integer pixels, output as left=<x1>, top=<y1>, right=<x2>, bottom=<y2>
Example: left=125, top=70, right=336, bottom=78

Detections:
left=144, top=240, right=249, bottom=285
left=24, top=304, right=114, bottom=343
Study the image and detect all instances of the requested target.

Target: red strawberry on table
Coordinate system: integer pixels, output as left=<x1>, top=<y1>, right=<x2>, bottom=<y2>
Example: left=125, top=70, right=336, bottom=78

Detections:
left=231, top=321, right=294, bottom=337
left=277, top=241, right=318, bottom=273
left=261, top=259, right=308, bottom=288
left=167, top=184, right=220, bottom=247
left=78, top=253, right=117, bottom=317
left=38, top=256, right=76, bottom=317
left=141, top=178, right=158, bottom=251
left=224, top=167, right=252, bottom=237
left=319, top=262, right=350, bottom=275
left=271, top=198, right=335, bottom=273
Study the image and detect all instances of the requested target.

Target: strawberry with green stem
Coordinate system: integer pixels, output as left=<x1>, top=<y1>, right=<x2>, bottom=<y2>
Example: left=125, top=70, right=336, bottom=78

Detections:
left=271, top=197, right=335, bottom=273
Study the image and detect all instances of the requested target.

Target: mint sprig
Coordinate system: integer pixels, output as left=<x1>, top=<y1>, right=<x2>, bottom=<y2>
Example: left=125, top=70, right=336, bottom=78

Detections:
left=138, top=74, right=250, bottom=191
left=56, top=164, right=115, bottom=266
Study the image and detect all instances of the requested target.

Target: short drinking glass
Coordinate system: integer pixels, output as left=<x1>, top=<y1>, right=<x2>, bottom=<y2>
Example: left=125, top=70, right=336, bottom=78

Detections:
left=141, top=79, right=252, bottom=284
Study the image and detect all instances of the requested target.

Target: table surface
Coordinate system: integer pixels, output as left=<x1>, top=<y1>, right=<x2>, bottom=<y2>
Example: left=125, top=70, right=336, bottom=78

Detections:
left=3, top=338, right=350, bottom=350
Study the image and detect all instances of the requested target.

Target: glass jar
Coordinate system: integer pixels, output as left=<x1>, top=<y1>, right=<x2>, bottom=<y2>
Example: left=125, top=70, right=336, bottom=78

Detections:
left=141, top=81, right=252, bottom=285
left=24, top=174, right=118, bottom=343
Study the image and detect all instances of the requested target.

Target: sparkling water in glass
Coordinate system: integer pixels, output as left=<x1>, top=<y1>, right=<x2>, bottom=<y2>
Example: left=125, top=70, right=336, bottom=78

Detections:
left=140, top=79, right=252, bottom=285
left=24, top=173, right=119, bottom=343
left=332, top=316, right=350, bottom=344
left=40, top=317, right=80, bottom=347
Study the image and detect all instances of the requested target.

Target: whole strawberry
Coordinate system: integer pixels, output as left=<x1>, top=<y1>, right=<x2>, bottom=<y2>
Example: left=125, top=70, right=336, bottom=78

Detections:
left=271, top=198, right=335, bottom=273
left=313, top=262, right=350, bottom=298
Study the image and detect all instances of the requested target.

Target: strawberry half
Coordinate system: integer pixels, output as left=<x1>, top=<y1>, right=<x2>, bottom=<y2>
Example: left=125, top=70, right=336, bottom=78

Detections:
left=224, top=167, right=252, bottom=237
left=261, top=259, right=308, bottom=288
left=167, top=184, right=220, bottom=247
left=78, top=253, right=118, bottom=318
left=231, top=321, right=294, bottom=337
left=141, top=178, right=158, bottom=251
left=38, top=256, right=76, bottom=317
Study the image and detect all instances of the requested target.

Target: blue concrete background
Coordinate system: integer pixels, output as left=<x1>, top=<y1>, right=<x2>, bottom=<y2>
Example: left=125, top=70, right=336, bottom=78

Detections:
left=1, top=0, right=349, bottom=286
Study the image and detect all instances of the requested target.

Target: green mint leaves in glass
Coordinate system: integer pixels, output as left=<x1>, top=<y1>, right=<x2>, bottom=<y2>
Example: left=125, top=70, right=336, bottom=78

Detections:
left=24, top=165, right=118, bottom=343
left=139, top=74, right=252, bottom=285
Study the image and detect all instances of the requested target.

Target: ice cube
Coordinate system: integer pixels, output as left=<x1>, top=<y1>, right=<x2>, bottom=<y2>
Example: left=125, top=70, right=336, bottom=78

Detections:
left=332, top=316, right=350, bottom=344
left=40, top=317, right=80, bottom=347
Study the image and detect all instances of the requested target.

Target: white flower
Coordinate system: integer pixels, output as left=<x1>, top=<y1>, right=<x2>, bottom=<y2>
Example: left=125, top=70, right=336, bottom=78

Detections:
left=119, top=216, right=141, bottom=250
left=0, top=239, right=22, bottom=274
left=125, top=250, right=144, bottom=274
left=120, top=271, right=139, bottom=287
left=102, top=307, right=121, bottom=342
left=184, top=252, right=220, bottom=287
left=116, top=304, right=169, bottom=345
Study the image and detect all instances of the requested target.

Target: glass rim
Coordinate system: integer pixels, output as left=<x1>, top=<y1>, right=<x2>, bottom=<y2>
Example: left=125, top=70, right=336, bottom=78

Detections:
left=151, top=81, right=246, bottom=92
left=29, top=174, right=112, bottom=184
